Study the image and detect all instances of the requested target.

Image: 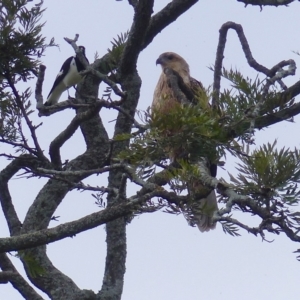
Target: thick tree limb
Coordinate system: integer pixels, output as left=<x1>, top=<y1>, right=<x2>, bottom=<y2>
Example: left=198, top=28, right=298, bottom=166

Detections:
left=142, top=0, right=198, bottom=50
left=119, top=0, right=154, bottom=76
left=49, top=103, right=102, bottom=168
left=0, top=189, right=165, bottom=253
left=37, top=163, right=125, bottom=177
left=0, top=253, right=43, bottom=300
left=18, top=53, right=111, bottom=298
left=0, top=155, right=49, bottom=236
left=237, top=0, right=295, bottom=6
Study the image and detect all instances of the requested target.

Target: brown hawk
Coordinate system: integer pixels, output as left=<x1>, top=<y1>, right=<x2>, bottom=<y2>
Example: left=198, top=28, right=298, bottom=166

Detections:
left=152, top=52, right=218, bottom=232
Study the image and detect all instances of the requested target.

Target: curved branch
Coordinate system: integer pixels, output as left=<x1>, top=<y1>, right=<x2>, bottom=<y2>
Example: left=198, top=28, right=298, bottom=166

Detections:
left=0, top=155, right=48, bottom=236
left=142, top=0, right=198, bottom=50
left=212, top=21, right=296, bottom=109
left=49, top=104, right=102, bottom=168
left=119, top=0, right=154, bottom=76
left=0, top=253, right=43, bottom=300
left=82, top=68, right=126, bottom=98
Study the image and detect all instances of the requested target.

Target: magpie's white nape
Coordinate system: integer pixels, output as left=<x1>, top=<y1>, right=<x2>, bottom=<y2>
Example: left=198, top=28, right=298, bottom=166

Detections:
left=44, top=46, right=89, bottom=106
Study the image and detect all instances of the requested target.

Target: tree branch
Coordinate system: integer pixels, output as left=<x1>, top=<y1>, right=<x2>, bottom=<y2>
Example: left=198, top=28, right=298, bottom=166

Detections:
left=0, top=253, right=43, bottom=300
left=0, top=189, right=164, bottom=253
left=119, top=0, right=154, bottom=76
left=49, top=103, right=102, bottom=168
left=6, top=77, right=47, bottom=162
left=35, top=64, right=46, bottom=110
left=19, top=52, right=111, bottom=297
left=0, top=155, right=49, bottom=236
left=237, top=0, right=294, bottom=6
left=142, top=0, right=198, bottom=50
left=212, top=21, right=296, bottom=109
left=37, top=163, right=125, bottom=177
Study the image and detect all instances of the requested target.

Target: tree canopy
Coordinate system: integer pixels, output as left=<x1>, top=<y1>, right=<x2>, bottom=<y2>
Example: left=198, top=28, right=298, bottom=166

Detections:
left=1, top=0, right=300, bottom=299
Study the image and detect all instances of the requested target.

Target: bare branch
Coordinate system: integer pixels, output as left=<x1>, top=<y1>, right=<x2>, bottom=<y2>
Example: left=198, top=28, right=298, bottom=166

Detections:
left=0, top=271, right=12, bottom=283
left=82, top=67, right=126, bottom=98
left=6, top=78, right=47, bottom=162
left=64, top=34, right=90, bottom=70
left=37, top=164, right=125, bottom=177
left=142, top=0, right=198, bottom=50
left=49, top=103, right=102, bottom=167
left=237, top=0, right=294, bottom=6
left=0, top=253, right=43, bottom=300
left=212, top=22, right=296, bottom=109
left=0, top=189, right=165, bottom=252
left=0, top=155, right=47, bottom=236
left=35, top=64, right=46, bottom=109
left=119, top=0, right=154, bottom=76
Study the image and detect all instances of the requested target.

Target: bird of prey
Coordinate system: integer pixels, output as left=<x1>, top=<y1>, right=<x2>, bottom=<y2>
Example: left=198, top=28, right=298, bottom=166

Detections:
left=152, top=52, right=218, bottom=232
left=45, top=46, right=89, bottom=106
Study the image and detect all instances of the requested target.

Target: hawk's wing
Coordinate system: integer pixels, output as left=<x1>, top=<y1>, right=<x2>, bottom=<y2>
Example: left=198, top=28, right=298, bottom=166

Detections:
left=152, top=66, right=218, bottom=232
left=190, top=77, right=204, bottom=91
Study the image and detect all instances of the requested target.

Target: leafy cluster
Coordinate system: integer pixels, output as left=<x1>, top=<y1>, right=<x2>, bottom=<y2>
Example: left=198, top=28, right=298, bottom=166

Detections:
left=232, top=141, right=300, bottom=206
left=217, top=68, right=290, bottom=141
left=0, top=0, right=55, bottom=82
left=120, top=101, right=225, bottom=169
left=102, top=31, right=129, bottom=100
left=0, top=0, right=54, bottom=149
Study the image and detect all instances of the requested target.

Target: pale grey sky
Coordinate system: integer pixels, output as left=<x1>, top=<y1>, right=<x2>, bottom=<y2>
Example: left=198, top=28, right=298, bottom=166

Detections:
left=1, top=1, right=300, bottom=299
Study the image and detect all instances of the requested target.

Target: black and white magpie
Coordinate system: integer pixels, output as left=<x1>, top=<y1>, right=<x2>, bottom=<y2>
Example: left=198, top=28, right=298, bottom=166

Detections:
left=45, top=46, right=89, bottom=106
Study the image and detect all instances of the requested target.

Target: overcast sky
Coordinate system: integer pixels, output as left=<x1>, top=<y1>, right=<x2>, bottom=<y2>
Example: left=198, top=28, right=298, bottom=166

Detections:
left=1, top=0, right=300, bottom=299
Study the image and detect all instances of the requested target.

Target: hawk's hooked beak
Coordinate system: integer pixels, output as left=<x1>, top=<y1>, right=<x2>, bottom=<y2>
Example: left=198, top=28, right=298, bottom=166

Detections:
left=156, top=57, right=162, bottom=65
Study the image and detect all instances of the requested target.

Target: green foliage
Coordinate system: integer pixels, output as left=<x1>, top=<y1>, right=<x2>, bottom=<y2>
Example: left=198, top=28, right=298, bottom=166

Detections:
left=220, top=220, right=241, bottom=237
left=102, top=31, right=129, bottom=100
left=0, top=0, right=53, bottom=148
left=218, top=68, right=283, bottom=122
left=230, top=141, right=300, bottom=206
left=0, top=0, right=55, bottom=82
left=121, top=102, right=225, bottom=169
left=107, top=30, right=129, bottom=66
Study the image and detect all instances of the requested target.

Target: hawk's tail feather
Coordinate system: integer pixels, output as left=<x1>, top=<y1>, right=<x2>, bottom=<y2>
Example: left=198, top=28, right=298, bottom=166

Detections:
left=193, top=190, right=218, bottom=232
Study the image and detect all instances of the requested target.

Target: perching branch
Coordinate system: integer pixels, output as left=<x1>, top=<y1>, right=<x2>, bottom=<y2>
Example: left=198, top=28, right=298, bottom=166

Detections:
left=64, top=34, right=89, bottom=69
